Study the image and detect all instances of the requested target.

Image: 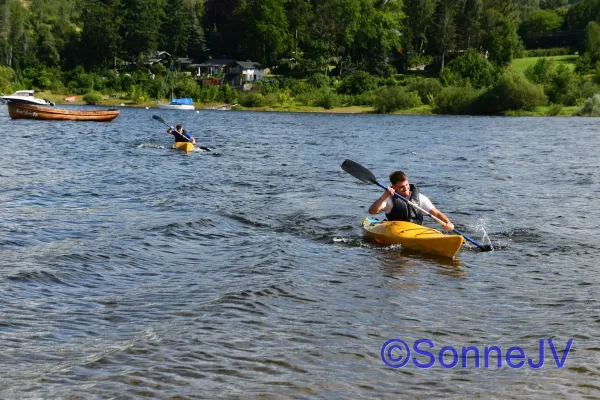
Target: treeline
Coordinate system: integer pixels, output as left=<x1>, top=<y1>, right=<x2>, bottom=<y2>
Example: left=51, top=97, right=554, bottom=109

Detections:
left=226, top=51, right=600, bottom=116
left=1, top=0, right=598, bottom=74
left=2, top=0, right=600, bottom=115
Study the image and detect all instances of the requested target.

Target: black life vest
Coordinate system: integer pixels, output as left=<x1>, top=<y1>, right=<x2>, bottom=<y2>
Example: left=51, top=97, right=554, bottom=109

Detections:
left=385, top=184, right=424, bottom=224
left=170, top=128, right=191, bottom=142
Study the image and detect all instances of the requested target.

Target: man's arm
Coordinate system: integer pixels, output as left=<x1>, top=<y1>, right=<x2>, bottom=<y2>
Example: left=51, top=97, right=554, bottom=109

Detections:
left=429, top=208, right=454, bottom=231
left=184, top=132, right=196, bottom=144
left=368, top=188, right=394, bottom=215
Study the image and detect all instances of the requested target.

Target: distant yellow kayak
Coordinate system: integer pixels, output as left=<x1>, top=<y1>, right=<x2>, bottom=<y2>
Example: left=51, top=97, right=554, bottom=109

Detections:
left=362, top=217, right=464, bottom=259
left=172, top=142, right=195, bottom=154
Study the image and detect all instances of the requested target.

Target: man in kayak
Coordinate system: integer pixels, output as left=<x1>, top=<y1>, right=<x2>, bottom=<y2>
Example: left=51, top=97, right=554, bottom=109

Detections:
left=167, top=124, right=196, bottom=144
left=368, top=171, right=455, bottom=231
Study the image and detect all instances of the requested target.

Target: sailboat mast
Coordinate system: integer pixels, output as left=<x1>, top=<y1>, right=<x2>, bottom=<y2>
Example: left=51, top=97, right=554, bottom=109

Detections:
left=170, top=62, right=174, bottom=100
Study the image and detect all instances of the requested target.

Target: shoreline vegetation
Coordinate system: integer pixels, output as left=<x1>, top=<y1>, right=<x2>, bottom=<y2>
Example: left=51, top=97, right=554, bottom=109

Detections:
left=33, top=95, right=583, bottom=117
left=32, top=86, right=583, bottom=118
left=3, top=0, right=600, bottom=117
left=14, top=52, right=598, bottom=118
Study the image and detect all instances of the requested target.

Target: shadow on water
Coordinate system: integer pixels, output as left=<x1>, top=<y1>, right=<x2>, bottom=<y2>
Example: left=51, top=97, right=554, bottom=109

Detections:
left=367, top=246, right=469, bottom=288
left=369, top=243, right=465, bottom=267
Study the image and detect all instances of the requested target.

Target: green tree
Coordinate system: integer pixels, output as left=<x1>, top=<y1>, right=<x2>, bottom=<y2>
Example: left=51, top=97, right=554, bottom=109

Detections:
left=204, top=0, right=243, bottom=58
left=548, top=64, right=583, bottom=104
left=564, top=0, right=600, bottom=31
left=1, top=0, right=30, bottom=68
left=457, top=0, right=483, bottom=50
left=350, top=0, right=403, bottom=76
left=305, top=0, right=363, bottom=74
left=540, top=0, right=568, bottom=9
left=519, top=9, right=563, bottom=36
left=517, top=0, right=541, bottom=20
left=403, top=0, right=437, bottom=56
left=432, top=0, right=459, bottom=71
left=187, top=13, right=208, bottom=60
left=482, top=11, right=523, bottom=66
left=35, top=24, right=61, bottom=67
left=477, top=70, right=547, bottom=113
left=160, top=0, right=192, bottom=56
left=583, top=21, right=600, bottom=64
left=79, top=0, right=122, bottom=69
left=524, top=57, right=557, bottom=84
left=285, top=0, right=313, bottom=62
left=440, top=49, right=498, bottom=88
left=373, top=86, right=422, bottom=113
left=0, top=65, right=15, bottom=92
left=240, top=0, right=289, bottom=65
left=121, top=0, right=165, bottom=59
left=338, top=70, right=378, bottom=94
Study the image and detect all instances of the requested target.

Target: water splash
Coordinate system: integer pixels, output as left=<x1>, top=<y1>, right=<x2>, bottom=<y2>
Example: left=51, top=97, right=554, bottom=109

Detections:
left=136, top=142, right=165, bottom=150
left=473, top=217, right=494, bottom=251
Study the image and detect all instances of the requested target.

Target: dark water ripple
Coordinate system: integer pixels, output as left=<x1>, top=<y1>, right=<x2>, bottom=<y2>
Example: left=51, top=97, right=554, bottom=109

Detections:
left=1, top=109, right=599, bottom=398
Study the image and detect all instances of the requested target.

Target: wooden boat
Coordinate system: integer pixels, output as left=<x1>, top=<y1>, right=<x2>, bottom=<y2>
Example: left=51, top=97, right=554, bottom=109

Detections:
left=171, top=142, right=195, bottom=154
left=7, top=101, right=119, bottom=122
left=362, top=217, right=464, bottom=259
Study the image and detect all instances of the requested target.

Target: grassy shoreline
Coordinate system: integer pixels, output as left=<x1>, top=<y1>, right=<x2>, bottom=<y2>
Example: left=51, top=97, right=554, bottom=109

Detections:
left=511, top=55, right=579, bottom=73
left=37, top=91, right=583, bottom=117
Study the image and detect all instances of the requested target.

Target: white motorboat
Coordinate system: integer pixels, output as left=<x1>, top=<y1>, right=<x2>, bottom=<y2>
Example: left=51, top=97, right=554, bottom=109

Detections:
left=0, top=90, right=54, bottom=106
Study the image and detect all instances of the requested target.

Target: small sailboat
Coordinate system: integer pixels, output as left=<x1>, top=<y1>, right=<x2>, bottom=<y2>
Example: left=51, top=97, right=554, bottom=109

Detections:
left=157, top=62, right=195, bottom=111
left=158, top=97, right=195, bottom=110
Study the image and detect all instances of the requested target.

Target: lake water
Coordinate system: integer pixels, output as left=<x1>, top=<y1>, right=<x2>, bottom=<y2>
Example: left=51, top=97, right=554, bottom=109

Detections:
left=0, top=106, right=598, bottom=398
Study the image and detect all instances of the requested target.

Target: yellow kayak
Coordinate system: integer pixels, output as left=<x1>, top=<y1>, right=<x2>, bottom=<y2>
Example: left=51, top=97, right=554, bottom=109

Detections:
left=362, top=217, right=464, bottom=259
left=172, top=142, right=195, bottom=154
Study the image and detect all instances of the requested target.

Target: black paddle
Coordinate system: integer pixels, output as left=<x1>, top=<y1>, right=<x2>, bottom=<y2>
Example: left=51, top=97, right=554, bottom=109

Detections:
left=341, top=159, right=492, bottom=252
left=151, top=114, right=211, bottom=152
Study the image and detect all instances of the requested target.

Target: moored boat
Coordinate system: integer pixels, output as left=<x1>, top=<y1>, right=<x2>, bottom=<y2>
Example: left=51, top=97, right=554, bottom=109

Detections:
left=171, top=142, right=195, bottom=154
left=7, top=101, right=119, bottom=122
left=158, top=62, right=195, bottom=110
left=362, top=217, right=464, bottom=259
left=157, top=98, right=195, bottom=111
left=0, top=90, right=53, bottom=106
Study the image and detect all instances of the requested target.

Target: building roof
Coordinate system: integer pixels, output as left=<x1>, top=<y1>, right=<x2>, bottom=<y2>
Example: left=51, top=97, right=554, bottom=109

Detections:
left=236, top=61, right=263, bottom=69
left=197, top=59, right=236, bottom=67
left=176, top=57, right=194, bottom=65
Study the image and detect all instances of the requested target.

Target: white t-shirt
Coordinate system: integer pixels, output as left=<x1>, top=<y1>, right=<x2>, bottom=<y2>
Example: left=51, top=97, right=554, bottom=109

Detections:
left=380, top=193, right=434, bottom=214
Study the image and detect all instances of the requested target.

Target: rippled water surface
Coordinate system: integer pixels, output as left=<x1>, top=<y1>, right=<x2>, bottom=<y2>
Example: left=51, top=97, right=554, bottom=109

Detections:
left=1, top=106, right=599, bottom=398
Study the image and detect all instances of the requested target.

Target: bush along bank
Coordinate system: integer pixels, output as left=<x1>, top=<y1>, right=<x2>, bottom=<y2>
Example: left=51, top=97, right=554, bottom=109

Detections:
left=2, top=53, right=600, bottom=116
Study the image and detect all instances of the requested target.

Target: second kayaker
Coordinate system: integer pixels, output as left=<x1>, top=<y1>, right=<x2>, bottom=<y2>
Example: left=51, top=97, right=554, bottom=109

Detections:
left=167, top=124, right=196, bottom=144
left=368, top=171, right=455, bottom=231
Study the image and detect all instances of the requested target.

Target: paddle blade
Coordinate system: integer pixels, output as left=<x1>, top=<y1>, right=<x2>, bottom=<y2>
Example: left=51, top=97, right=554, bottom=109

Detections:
left=152, top=115, right=166, bottom=125
left=341, top=159, right=379, bottom=185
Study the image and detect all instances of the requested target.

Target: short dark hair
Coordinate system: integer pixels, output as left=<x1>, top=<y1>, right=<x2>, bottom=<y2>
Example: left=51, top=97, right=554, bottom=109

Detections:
left=176, top=124, right=183, bottom=130
left=389, top=171, right=408, bottom=185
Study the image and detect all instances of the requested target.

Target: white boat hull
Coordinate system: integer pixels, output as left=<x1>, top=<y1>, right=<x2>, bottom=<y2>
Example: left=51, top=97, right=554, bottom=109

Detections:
left=0, top=90, right=53, bottom=106
left=157, top=102, right=195, bottom=111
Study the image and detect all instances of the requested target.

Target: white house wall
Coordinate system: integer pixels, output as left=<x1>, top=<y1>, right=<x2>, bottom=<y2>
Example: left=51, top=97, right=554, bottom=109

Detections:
left=238, top=68, right=265, bottom=82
